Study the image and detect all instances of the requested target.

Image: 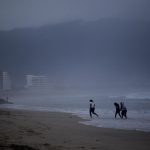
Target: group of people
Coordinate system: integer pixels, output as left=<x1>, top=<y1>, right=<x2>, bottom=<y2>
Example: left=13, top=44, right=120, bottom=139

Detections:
left=114, top=102, right=127, bottom=119
left=89, top=99, right=127, bottom=119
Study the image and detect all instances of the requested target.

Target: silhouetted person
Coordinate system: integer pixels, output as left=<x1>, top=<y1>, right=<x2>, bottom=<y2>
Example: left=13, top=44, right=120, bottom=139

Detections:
left=120, top=102, right=124, bottom=110
left=114, top=102, right=121, bottom=118
left=89, top=99, right=99, bottom=118
left=120, top=102, right=127, bottom=119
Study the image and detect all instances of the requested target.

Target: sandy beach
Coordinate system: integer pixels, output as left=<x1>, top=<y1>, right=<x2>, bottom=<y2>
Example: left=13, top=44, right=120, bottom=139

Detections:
left=0, top=108, right=150, bottom=150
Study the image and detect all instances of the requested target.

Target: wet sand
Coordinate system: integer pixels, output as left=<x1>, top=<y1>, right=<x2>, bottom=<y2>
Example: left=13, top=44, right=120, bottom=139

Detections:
left=0, top=108, right=150, bottom=150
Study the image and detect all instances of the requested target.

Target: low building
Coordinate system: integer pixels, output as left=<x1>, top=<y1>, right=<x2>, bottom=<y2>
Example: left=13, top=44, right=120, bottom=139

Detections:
left=0, top=71, right=12, bottom=90
left=25, top=75, right=49, bottom=88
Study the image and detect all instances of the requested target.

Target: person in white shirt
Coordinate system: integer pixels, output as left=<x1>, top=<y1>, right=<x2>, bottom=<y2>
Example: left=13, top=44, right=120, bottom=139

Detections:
left=89, top=99, right=99, bottom=118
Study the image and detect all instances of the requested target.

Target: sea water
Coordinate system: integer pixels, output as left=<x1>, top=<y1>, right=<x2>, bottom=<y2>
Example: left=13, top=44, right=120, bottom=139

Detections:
left=0, top=91, right=150, bottom=132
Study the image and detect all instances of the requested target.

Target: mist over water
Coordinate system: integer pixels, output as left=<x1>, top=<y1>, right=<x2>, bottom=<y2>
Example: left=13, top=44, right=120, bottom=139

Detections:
left=1, top=88, right=150, bottom=110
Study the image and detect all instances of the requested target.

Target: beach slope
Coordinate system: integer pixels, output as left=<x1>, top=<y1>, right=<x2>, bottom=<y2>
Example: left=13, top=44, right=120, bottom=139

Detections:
left=0, top=109, right=150, bottom=150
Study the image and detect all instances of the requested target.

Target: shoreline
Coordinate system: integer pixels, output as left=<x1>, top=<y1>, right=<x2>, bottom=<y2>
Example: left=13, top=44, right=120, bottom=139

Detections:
left=0, top=108, right=150, bottom=150
left=1, top=104, right=150, bottom=133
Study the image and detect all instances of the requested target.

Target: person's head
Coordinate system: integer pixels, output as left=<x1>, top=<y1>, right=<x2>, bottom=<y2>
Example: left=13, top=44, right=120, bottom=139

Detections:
left=114, top=102, right=117, bottom=106
left=90, top=99, right=93, bottom=102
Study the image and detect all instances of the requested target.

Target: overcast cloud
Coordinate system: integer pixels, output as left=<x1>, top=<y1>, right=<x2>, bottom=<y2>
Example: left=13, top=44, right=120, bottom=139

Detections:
left=0, top=0, right=150, bottom=30
left=0, top=0, right=150, bottom=92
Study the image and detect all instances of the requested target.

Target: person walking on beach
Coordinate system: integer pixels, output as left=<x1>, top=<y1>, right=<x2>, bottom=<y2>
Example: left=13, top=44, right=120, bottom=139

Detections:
left=120, top=102, right=127, bottom=119
left=89, top=99, right=99, bottom=118
left=114, top=102, right=121, bottom=118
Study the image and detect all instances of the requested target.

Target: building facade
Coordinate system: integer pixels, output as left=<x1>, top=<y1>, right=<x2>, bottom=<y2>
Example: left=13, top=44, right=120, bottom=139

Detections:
left=0, top=71, right=12, bottom=90
left=25, top=75, right=49, bottom=88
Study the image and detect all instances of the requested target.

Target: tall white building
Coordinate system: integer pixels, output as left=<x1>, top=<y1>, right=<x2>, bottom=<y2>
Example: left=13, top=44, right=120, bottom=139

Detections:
left=0, top=71, right=12, bottom=90
left=25, top=75, right=49, bottom=88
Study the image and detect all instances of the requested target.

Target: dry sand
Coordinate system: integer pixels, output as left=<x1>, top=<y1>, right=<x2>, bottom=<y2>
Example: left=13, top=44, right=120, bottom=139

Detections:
left=0, top=108, right=150, bottom=150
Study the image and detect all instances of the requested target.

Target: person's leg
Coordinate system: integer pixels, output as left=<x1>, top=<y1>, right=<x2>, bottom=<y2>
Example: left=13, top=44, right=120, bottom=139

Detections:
left=115, top=110, right=120, bottom=118
left=124, top=110, right=127, bottom=119
left=91, top=108, right=98, bottom=117
left=121, top=111, right=124, bottom=118
left=93, top=108, right=99, bottom=117
left=115, top=111, right=117, bottom=118
left=93, top=111, right=99, bottom=117
left=118, top=111, right=122, bottom=118
left=89, top=109, right=92, bottom=118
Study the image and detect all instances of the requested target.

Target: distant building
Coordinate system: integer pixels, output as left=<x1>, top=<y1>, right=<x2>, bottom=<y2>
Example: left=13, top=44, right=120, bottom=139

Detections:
left=25, top=75, right=49, bottom=88
left=0, top=71, right=12, bottom=90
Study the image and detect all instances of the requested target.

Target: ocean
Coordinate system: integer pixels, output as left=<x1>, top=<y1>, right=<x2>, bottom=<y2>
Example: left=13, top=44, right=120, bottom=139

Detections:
left=0, top=90, right=150, bottom=132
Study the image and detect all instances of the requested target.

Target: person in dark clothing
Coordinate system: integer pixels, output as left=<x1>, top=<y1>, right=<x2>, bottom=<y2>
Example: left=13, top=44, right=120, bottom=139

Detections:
left=120, top=102, right=124, bottom=110
left=114, top=102, right=121, bottom=118
left=120, top=102, right=127, bottom=119
left=89, top=99, right=99, bottom=118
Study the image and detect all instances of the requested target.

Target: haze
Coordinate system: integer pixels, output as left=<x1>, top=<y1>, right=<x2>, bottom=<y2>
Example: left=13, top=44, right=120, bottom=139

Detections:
left=0, top=0, right=150, bottom=94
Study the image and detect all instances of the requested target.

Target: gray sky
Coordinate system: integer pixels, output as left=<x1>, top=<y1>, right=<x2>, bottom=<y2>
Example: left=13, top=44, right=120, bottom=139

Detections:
left=0, top=0, right=150, bottom=30
left=0, top=0, right=150, bottom=91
